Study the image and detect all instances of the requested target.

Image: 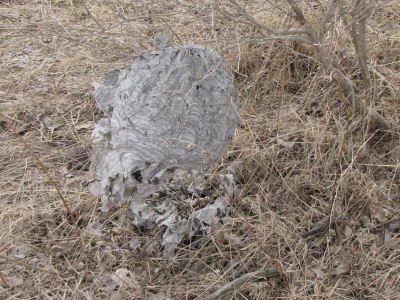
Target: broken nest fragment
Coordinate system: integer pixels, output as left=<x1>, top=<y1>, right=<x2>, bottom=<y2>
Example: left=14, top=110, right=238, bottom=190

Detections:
left=89, top=42, right=240, bottom=257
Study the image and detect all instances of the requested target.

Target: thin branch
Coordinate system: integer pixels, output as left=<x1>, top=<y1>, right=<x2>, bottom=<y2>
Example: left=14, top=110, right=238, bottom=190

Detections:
left=228, top=0, right=390, bottom=131
left=227, top=0, right=312, bottom=39
left=205, top=267, right=280, bottom=300
left=330, top=68, right=388, bottom=130
left=350, top=0, right=372, bottom=88
left=0, top=270, right=10, bottom=288
left=286, top=0, right=307, bottom=25
left=328, top=117, right=346, bottom=229
left=320, top=0, right=339, bottom=39
left=260, top=35, right=312, bottom=43
left=81, top=0, right=105, bottom=31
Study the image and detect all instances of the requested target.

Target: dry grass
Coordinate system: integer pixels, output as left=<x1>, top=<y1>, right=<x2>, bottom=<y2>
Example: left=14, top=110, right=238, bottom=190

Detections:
left=1, top=0, right=400, bottom=299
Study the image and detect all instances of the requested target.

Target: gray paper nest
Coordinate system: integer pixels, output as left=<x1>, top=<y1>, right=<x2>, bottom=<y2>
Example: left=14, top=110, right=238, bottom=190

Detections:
left=89, top=42, right=240, bottom=257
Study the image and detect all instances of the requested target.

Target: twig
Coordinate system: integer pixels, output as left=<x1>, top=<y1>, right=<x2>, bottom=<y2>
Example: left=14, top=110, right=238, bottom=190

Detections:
left=302, top=217, right=330, bottom=238
left=0, top=112, right=78, bottom=227
left=81, top=0, right=105, bottom=31
left=330, top=68, right=388, bottom=130
left=320, top=0, right=339, bottom=39
left=349, top=0, right=372, bottom=88
left=252, top=35, right=313, bottom=44
left=227, top=0, right=312, bottom=39
left=228, top=0, right=390, bottom=131
left=0, top=270, right=10, bottom=288
left=205, top=267, right=280, bottom=300
left=328, top=118, right=347, bottom=229
left=286, top=0, right=307, bottom=25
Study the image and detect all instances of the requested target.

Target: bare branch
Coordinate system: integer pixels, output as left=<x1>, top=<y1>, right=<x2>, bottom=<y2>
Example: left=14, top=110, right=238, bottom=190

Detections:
left=320, top=0, right=339, bottom=39
left=227, top=0, right=313, bottom=42
left=350, top=0, right=373, bottom=88
left=226, top=0, right=390, bottom=131
left=0, top=270, right=10, bottom=289
left=331, top=68, right=388, bottom=130
left=205, top=267, right=280, bottom=300
left=302, top=217, right=330, bottom=238
left=81, top=0, right=105, bottom=31
left=286, top=0, right=307, bottom=25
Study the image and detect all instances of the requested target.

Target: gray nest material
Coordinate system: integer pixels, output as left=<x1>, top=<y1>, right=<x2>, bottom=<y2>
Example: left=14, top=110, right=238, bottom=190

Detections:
left=89, top=43, right=240, bottom=256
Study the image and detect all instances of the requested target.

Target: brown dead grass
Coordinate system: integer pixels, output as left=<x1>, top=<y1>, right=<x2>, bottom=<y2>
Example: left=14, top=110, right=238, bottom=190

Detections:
left=1, top=0, right=400, bottom=299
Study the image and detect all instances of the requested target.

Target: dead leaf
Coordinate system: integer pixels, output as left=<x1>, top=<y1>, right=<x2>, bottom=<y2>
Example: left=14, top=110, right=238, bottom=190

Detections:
left=65, top=174, right=92, bottom=187
left=371, top=207, right=391, bottom=223
left=11, top=244, right=29, bottom=259
left=388, top=223, right=400, bottom=232
left=219, top=174, right=237, bottom=199
left=310, top=264, right=326, bottom=279
left=75, top=122, right=94, bottom=131
left=277, top=137, right=296, bottom=150
left=59, top=166, right=69, bottom=177
left=369, top=242, right=379, bottom=255
left=227, top=160, right=243, bottom=177
left=360, top=215, right=372, bottom=227
left=302, top=217, right=329, bottom=238
left=357, top=231, right=376, bottom=246
left=344, top=225, right=353, bottom=238
left=128, top=238, right=141, bottom=252
left=328, top=258, right=349, bottom=276
left=50, top=245, right=64, bottom=257
left=384, top=229, right=392, bottom=243
left=148, top=293, right=172, bottom=300
left=86, top=221, right=103, bottom=237
left=9, top=276, right=24, bottom=288
left=110, top=268, right=140, bottom=290
left=41, top=116, right=63, bottom=133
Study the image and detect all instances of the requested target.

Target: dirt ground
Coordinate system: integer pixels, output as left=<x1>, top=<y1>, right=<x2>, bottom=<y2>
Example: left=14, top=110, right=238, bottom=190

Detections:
left=1, top=1, right=400, bottom=299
